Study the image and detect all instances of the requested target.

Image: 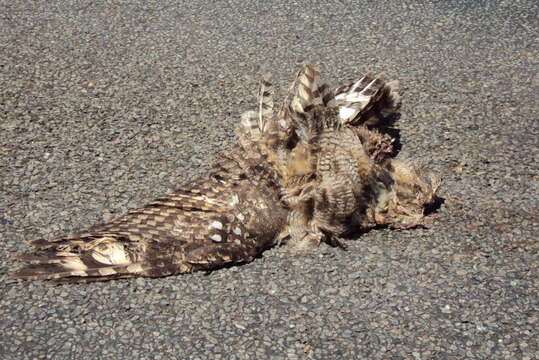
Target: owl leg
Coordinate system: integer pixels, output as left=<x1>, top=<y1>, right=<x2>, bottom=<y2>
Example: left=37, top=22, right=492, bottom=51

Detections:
left=282, top=204, right=325, bottom=251
left=288, top=223, right=347, bottom=250
left=286, top=225, right=325, bottom=251
left=280, top=184, right=325, bottom=250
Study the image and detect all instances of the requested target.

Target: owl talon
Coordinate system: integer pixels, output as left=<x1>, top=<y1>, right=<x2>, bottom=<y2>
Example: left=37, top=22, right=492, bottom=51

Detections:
left=325, top=236, right=348, bottom=250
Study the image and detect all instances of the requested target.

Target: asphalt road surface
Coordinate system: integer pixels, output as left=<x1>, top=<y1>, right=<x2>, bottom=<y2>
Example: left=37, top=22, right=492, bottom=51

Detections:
left=1, top=0, right=537, bottom=359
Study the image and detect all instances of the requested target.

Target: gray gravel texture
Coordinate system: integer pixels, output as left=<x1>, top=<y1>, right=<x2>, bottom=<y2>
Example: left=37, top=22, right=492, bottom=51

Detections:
left=1, top=0, right=537, bottom=359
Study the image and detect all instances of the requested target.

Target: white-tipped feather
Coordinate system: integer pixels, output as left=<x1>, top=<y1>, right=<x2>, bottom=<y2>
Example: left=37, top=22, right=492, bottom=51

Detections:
left=349, top=75, right=367, bottom=92
left=240, top=110, right=260, bottom=138
left=258, top=74, right=273, bottom=133
left=359, top=79, right=379, bottom=95
left=61, top=256, right=89, bottom=271
left=91, top=242, right=131, bottom=265
left=338, top=106, right=358, bottom=121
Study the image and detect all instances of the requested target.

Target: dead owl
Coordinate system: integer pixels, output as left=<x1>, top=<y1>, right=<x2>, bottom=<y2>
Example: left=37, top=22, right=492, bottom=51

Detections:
left=10, top=63, right=440, bottom=282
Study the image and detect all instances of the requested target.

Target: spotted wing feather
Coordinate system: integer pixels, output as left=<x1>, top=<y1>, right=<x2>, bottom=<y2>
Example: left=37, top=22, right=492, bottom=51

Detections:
left=11, top=143, right=287, bottom=283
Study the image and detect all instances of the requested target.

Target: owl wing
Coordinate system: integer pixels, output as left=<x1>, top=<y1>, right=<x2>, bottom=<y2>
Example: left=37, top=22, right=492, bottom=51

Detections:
left=10, top=67, right=292, bottom=283
left=9, top=174, right=281, bottom=283
left=11, top=81, right=289, bottom=283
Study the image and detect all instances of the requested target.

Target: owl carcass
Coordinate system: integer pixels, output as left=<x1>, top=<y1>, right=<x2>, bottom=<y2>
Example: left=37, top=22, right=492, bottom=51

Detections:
left=10, top=64, right=440, bottom=282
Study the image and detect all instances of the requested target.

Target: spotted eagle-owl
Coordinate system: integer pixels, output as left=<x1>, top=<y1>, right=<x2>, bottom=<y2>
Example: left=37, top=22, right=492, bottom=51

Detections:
left=10, top=64, right=440, bottom=282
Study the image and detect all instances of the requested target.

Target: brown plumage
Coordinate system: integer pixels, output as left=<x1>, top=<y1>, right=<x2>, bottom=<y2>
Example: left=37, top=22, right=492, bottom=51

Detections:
left=10, top=63, right=440, bottom=282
